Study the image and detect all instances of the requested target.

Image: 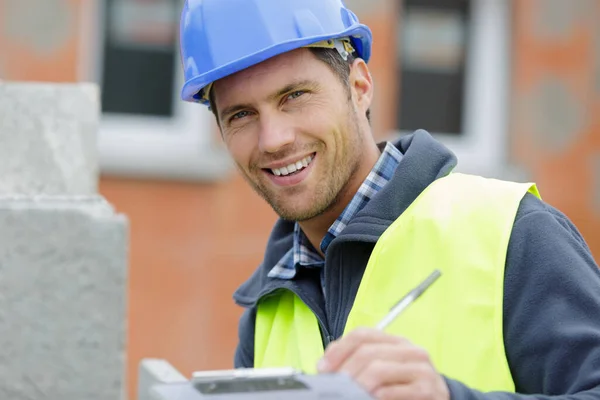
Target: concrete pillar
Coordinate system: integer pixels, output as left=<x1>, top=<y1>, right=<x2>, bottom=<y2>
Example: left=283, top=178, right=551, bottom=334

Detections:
left=0, top=82, right=99, bottom=195
left=0, top=82, right=128, bottom=400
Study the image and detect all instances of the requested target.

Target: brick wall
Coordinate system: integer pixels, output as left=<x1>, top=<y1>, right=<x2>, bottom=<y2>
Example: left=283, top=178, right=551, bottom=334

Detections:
left=510, top=0, right=600, bottom=257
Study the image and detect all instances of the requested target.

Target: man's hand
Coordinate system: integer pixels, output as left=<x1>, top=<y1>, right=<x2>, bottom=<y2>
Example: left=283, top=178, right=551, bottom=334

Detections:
left=317, top=328, right=450, bottom=400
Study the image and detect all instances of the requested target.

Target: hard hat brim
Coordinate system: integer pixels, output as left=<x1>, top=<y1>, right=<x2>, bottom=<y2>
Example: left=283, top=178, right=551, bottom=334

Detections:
left=180, top=24, right=372, bottom=104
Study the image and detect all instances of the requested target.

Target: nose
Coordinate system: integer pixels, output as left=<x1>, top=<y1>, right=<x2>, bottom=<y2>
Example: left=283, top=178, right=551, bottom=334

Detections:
left=257, top=112, right=295, bottom=154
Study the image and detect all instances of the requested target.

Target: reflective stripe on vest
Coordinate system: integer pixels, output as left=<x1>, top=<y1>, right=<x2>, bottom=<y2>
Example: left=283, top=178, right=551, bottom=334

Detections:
left=254, top=173, right=541, bottom=392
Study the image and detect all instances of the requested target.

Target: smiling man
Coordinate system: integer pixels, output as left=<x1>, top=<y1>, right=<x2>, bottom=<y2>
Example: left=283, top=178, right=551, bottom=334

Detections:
left=212, top=48, right=381, bottom=249
left=178, top=1, right=600, bottom=400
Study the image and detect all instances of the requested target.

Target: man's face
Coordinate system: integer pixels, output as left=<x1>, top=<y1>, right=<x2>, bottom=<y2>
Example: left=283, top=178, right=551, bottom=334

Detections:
left=212, top=48, right=371, bottom=221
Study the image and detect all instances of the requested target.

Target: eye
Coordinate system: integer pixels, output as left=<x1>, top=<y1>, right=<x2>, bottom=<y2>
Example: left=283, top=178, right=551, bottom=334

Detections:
left=231, top=110, right=251, bottom=121
left=287, top=90, right=305, bottom=100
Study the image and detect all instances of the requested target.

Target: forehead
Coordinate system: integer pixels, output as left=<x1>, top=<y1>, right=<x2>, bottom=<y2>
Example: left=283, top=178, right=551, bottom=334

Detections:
left=212, top=48, right=335, bottom=106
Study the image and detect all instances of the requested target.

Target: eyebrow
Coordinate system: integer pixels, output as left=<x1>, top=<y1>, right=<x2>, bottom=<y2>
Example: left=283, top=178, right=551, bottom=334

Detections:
left=219, top=79, right=319, bottom=121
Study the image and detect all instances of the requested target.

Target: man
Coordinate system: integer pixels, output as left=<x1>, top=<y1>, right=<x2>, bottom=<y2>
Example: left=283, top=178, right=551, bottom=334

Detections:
left=179, top=1, right=600, bottom=399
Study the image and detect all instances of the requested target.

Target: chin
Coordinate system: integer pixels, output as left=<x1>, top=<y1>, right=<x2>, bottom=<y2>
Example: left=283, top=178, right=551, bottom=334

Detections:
left=270, top=203, right=311, bottom=221
left=278, top=201, right=330, bottom=222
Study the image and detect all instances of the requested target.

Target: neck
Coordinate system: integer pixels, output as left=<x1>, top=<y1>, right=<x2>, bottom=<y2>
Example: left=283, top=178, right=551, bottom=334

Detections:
left=298, top=139, right=382, bottom=257
left=298, top=202, right=346, bottom=257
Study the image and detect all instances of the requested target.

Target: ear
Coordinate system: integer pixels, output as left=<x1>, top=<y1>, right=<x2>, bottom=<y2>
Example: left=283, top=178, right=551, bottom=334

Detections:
left=349, top=58, right=374, bottom=115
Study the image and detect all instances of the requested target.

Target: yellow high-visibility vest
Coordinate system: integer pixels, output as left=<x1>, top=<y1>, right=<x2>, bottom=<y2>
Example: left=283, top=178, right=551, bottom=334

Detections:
left=254, top=173, right=541, bottom=393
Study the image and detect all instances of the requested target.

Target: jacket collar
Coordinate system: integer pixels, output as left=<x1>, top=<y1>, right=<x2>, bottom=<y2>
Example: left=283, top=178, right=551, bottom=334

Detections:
left=232, top=129, right=457, bottom=307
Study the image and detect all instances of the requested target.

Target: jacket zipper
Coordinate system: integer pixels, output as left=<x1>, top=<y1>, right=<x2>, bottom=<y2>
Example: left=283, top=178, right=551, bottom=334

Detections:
left=325, top=244, right=344, bottom=341
left=331, top=263, right=344, bottom=340
left=327, top=238, right=374, bottom=340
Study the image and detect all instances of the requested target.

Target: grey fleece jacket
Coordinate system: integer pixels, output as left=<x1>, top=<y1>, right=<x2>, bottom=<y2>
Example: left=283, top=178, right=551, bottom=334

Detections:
left=232, top=129, right=600, bottom=400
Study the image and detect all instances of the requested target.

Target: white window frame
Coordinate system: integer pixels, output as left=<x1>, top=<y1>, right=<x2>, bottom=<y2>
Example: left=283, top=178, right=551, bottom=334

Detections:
left=392, top=0, right=513, bottom=178
left=77, top=0, right=232, bottom=181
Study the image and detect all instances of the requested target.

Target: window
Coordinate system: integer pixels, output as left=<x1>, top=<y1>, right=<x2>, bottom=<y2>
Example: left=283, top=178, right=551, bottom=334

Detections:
left=394, top=0, right=511, bottom=177
left=79, top=0, right=231, bottom=181
left=101, top=0, right=178, bottom=118
left=398, top=0, right=470, bottom=135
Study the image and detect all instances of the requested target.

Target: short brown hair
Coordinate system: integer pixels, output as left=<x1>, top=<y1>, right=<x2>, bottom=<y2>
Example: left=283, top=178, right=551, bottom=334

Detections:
left=209, top=47, right=371, bottom=122
left=307, top=47, right=371, bottom=122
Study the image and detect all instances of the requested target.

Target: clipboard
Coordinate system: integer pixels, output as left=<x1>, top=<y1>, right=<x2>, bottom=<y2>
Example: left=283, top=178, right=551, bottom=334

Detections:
left=145, top=364, right=373, bottom=399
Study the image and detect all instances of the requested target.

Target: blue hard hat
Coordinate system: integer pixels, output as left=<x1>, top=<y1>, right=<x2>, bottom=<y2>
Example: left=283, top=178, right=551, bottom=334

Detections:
left=179, top=0, right=373, bottom=105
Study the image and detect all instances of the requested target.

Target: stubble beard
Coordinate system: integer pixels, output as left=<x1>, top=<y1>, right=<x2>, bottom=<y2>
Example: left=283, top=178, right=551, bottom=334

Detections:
left=242, top=109, right=364, bottom=222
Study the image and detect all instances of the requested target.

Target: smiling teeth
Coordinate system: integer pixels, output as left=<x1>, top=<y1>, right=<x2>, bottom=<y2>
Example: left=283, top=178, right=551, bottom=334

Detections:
left=271, top=155, right=313, bottom=176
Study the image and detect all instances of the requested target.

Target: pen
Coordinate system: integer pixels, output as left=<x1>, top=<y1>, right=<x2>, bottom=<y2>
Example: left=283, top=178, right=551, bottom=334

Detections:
left=375, top=269, right=442, bottom=330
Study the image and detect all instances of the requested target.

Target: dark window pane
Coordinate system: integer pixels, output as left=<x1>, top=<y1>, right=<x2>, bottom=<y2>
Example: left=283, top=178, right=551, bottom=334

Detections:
left=397, top=0, right=470, bottom=135
left=101, top=0, right=179, bottom=117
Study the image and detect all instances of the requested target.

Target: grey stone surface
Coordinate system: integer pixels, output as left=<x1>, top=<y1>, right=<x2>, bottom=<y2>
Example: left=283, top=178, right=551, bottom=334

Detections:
left=138, top=359, right=187, bottom=400
left=0, top=82, right=99, bottom=196
left=0, top=196, right=128, bottom=400
left=528, top=75, right=587, bottom=153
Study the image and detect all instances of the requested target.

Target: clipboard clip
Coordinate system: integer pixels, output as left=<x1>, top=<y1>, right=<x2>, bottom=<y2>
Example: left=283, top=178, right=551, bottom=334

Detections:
left=191, top=368, right=307, bottom=395
left=192, top=367, right=301, bottom=383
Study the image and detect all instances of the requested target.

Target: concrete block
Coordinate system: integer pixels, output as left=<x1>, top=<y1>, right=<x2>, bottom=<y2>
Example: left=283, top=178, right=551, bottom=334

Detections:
left=0, top=196, right=128, bottom=400
left=0, top=82, right=99, bottom=196
left=138, top=359, right=187, bottom=400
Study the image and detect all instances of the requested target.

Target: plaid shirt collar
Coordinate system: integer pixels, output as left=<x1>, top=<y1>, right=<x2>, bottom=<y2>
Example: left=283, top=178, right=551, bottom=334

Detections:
left=268, top=141, right=403, bottom=279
